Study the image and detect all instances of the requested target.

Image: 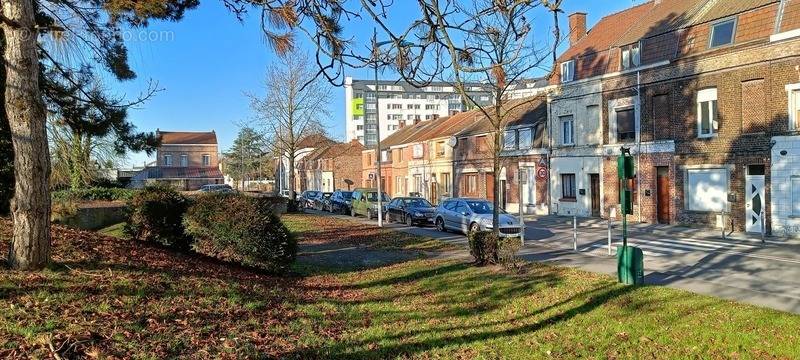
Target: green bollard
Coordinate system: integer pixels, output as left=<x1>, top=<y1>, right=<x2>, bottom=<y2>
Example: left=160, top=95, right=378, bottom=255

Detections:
left=617, top=245, right=644, bottom=285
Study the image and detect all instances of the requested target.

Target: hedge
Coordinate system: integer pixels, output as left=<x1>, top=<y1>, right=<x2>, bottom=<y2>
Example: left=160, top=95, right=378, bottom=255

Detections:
left=53, top=187, right=137, bottom=202
left=184, top=193, right=296, bottom=273
left=124, top=186, right=192, bottom=250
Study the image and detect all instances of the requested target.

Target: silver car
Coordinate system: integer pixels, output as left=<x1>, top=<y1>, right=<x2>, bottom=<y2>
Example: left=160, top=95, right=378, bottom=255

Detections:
left=434, top=198, right=522, bottom=237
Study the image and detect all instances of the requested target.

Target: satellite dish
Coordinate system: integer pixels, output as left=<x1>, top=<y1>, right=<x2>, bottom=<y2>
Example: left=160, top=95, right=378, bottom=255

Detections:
left=448, top=136, right=458, bottom=147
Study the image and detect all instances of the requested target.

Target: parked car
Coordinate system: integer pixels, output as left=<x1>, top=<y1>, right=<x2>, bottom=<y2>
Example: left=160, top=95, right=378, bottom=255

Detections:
left=384, top=197, right=437, bottom=226
left=325, top=190, right=353, bottom=213
left=350, top=188, right=391, bottom=219
left=199, top=184, right=235, bottom=193
left=312, top=192, right=332, bottom=210
left=297, top=190, right=320, bottom=209
left=434, top=198, right=522, bottom=237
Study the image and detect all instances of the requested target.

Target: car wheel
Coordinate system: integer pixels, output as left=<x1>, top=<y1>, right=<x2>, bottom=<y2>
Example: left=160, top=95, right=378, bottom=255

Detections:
left=368, top=209, right=374, bottom=220
left=469, top=222, right=481, bottom=235
left=405, top=213, right=413, bottom=226
left=436, top=217, right=446, bottom=232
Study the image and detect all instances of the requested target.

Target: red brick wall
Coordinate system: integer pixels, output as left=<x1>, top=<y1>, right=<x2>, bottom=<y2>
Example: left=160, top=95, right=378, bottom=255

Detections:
left=781, top=0, right=800, bottom=33
left=602, top=153, right=676, bottom=224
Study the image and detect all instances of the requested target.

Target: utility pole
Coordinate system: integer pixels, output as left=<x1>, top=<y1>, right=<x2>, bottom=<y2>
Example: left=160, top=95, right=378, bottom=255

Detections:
left=373, top=28, right=384, bottom=227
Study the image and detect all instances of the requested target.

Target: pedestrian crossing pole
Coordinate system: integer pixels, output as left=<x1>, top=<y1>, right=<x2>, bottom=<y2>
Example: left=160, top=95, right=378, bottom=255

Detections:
left=617, top=146, right=644, bottom=285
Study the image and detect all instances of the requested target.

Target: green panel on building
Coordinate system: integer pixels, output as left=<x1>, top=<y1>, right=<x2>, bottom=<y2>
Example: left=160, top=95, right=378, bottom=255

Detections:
left=352, top=98, right=365, bottom=116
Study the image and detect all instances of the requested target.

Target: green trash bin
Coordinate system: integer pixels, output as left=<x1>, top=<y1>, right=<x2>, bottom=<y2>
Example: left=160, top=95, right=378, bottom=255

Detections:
left=617, top=245, right=644, bottom=285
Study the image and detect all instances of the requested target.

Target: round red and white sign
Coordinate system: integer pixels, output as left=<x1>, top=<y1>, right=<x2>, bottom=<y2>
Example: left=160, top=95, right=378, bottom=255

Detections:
left=536, top=166, right=548, bottom=180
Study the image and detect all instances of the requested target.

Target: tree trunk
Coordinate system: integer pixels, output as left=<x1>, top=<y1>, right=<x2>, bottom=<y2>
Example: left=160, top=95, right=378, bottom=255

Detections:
left=492, top=132, right=501, bottom=236
left=288, top=151, right=296, bottom=201
left=3, top=0, right=52, bottom=270
left=69, top=132, right=83, bottom=190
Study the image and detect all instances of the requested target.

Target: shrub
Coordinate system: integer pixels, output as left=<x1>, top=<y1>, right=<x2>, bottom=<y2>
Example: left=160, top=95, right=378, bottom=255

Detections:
left=468, top=231, right=499, bottom=266
left=124, top=185, right=191, bottom=250
left=184, top=193, right=297, bottom=273
left=52, top=187, right=137, bottom=202
left=497, top=236, right=523, bottom=272
left=51, top=198, right=78, bottom=222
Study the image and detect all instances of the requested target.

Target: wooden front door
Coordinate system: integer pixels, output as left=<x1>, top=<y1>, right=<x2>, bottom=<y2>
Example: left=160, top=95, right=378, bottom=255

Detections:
left=656, top=167, right=670, bottom=224
left=485, top=173, right=495, bottom=201
left=589, top=174, right=600, bottom=217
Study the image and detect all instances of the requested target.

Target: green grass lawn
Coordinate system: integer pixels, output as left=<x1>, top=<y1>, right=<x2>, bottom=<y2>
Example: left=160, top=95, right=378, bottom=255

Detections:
left=1, top=215, right=799, bottom=358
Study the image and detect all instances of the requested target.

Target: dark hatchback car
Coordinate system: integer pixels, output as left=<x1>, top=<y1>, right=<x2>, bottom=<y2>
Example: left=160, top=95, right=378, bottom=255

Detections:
left=312, top=192, right=332, bottom=210
left=384, top=197, right=437, bottom=226
left=325, top=190, right=353, bottom=213
left=297, top=190, right=320, bottom=209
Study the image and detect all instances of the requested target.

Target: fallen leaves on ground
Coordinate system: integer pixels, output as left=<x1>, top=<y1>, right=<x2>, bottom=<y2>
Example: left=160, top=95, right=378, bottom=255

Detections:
left=283, top=213, right=453, bottom=251
left=0, top=218, right=362, bottom=358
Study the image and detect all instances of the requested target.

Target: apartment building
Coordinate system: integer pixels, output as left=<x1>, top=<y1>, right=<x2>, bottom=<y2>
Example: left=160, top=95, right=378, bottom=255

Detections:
left=552, top=0, right=800, bottom=234
left=344, top=77, right=493, bottom=146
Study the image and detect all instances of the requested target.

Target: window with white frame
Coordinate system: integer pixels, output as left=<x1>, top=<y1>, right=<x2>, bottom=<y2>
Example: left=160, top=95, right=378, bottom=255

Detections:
left=621, top=42, right=641, bottom=70
left=697, top=88, right=718, bottom=138
left=789, top=86, right=800, bottom=131
left=503, top=129, right=517, bottom=150
left=518, top=127, right=532, bottom=149
left=686, top=168, right=728, bottom=212
left=616, top=107, right=636, bottom=142
left=381, top=150, right=389, bottom=162
left=560, top=115, right=575, bottom=145
left=709, top=18, right=736, bottom=48
left=164, top=154, right=173, bottom=166
left=202, top=154, right=210, bottom=167
left=412, top=144, right=424, bottom=158
left=793, top=177, right=800, bottom=216
left=560, top=60, right=575, bottom=83
left=180, top=154, right=188, bottom=167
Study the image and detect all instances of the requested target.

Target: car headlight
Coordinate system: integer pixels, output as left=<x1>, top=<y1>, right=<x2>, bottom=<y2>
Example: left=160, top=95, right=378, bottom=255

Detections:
left=413, top=212, right=423, bottom=217
left=371, top=204, right=378, bottom=210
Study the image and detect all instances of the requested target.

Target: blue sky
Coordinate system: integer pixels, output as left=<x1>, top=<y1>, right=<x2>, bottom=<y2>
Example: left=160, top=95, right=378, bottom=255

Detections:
left=117, top=0, right=644, bottom=166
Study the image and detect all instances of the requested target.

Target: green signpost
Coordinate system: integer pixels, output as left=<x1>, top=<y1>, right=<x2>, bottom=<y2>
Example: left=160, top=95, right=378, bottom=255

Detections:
left=617, top=147, right=644, bottom=285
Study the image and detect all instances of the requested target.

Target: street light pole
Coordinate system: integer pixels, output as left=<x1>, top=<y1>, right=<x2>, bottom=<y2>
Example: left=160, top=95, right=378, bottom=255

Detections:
left=373, top=29, right=384, bottom=227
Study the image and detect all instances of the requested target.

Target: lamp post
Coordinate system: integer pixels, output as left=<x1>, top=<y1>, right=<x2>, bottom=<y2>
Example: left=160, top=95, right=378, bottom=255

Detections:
left=372, top=29, right=415, bottom=227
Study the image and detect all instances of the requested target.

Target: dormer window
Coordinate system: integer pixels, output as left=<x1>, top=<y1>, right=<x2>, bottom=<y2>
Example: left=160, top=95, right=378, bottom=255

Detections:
left=560, top=60, right=575, bottom=83
left=621, top=42, right=641, bottom=70
left=709, top=18, right=736, bottom=48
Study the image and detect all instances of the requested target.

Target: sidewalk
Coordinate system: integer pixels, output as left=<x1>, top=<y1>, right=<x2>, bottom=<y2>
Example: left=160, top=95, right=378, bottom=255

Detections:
left=521, top=215, right=800, bottom=314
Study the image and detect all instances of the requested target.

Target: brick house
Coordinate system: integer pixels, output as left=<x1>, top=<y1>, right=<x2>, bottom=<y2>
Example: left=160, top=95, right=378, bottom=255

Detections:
left=547, top=7, right=650, bottom=218
left=298, top=140, right=364, bottom=192
left=131, top=130, right=224, bottom=190
left=277, top=134, right=336, bottom=195
left=406, top=111, right=482, bottom=204
left=453, top=97, right=550, bottom=214
left=555, top=0, right=800, bottom=234
left=362, top=119, right=437, bottom=194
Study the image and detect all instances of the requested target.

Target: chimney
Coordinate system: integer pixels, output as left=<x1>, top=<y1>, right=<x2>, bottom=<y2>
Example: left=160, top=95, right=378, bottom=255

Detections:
left=568, top=12, right=587, bottom=46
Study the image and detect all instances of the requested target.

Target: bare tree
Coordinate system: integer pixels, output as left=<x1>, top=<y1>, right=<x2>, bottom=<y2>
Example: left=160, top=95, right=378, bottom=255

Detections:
left=363, top=0, right=563, bottom=234
left=248, top=50, right=331, bottom=203
left=228, top=0, right=563, bottom=233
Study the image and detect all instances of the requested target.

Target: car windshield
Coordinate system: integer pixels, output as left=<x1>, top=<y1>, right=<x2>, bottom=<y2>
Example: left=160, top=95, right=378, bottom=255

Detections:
left=466, top=201, right=493, bottom=214
left=403, top=198, right=433, bottom=208
left=367, top=192, right=390, bottom=202
left=308, top=191, right=319, bottom=197
left=340, top=192, right=352, bottom=198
